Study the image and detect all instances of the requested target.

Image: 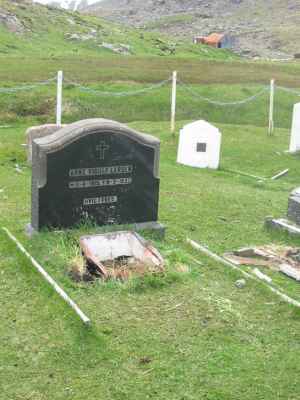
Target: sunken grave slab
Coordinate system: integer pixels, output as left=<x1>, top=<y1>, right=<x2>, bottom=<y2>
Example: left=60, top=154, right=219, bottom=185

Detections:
left=30, top=119, right=161, bottom=231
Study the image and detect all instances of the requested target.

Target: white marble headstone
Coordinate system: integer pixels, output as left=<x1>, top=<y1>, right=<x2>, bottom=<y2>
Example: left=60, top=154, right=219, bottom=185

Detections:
left=289, top=103, right=300, bottom=153
left=177, top=120, right=222, bottom=169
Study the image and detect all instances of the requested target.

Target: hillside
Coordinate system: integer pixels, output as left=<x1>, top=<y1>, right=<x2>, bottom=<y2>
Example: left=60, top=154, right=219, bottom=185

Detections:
left=0, top=0, right=235, bottom=60
left=85, top=0, right=300, bottom=59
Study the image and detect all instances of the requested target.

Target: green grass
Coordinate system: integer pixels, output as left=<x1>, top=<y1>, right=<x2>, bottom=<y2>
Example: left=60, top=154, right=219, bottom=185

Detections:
left=0, top=56, right=300, bottom=85
left=1, top=119, right=300, bottom=399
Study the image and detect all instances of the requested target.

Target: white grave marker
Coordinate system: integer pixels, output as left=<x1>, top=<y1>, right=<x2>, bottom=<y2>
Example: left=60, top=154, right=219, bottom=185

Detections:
left=289, top=103, right=300, bottom=153
left=177, top=120, right=221, bottom=169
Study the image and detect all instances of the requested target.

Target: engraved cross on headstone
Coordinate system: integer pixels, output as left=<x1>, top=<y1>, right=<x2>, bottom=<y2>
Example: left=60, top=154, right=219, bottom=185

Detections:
left=96, top=141, right=109, bottom=160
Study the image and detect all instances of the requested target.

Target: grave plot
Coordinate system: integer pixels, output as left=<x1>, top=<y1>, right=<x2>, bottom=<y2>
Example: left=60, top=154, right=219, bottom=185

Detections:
left=70, top=231, right=165, bottom=282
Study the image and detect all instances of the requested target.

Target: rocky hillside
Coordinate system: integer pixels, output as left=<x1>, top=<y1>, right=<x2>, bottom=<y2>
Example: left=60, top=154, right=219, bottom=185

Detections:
left=33, top=0, right=98, bottom=11
left=0, top=0, right=235, bottom=59
left=85, top=0, right=300, bottom=59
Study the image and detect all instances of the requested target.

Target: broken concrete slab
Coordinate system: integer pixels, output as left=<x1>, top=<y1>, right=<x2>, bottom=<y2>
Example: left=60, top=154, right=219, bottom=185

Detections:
left=79, top=231, right=165, bottom=281
left=225, top=244, right=300, bottom=282
left=279, top=263, right=300, bottom=282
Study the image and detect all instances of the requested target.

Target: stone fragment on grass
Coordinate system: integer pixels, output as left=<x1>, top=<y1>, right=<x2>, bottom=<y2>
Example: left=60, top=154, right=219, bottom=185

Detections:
left=235, top=279, right=246, bottom=289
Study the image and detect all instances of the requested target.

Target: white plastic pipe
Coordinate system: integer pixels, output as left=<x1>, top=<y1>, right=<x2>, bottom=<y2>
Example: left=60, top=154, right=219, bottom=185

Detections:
left=2, top=227, right=91, bottom=325
left=271, top=169, right=289, bottom=180
left=253, top=268, right=272, bottom=283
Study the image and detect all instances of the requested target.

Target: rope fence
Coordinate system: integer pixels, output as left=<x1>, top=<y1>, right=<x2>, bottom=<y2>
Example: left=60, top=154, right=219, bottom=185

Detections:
left=0, top=71, right=299, bottom=135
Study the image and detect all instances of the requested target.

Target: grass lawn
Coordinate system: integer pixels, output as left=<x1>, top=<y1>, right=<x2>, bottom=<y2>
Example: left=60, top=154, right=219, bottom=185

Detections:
left=1, top=2, right=300, bottom=397
left=1, top=119, right=300, bottom=400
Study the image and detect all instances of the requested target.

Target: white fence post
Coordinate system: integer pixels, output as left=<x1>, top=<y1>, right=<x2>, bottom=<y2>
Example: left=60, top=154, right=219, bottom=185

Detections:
left=268, top=79, right=275, bottom=135
left=289, top=103, right=300, bottom=153
left=56, top=70, right=63, bottom=126
left=171, top=71, right=177, bottom=135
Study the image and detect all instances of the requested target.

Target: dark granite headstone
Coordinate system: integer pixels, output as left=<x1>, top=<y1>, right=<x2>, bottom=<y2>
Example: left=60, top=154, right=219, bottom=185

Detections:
left=265, top=187, right=300, bottom=236
left=287, top=188, right=300, bottom=225
left=26, top=124, right=67, bottom=165
left=29, top=119, right=162, bottom=232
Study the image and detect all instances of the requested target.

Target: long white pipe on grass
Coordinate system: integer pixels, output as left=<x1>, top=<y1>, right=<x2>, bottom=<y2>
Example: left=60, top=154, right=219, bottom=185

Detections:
left=2, top=227, right=91, bottom=325
left=187, top=238, right=300, bottom=309
left=271, top=169, right=289, bottom=180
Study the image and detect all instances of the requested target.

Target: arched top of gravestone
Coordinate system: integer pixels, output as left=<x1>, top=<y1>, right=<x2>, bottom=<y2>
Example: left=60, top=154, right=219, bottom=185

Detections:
left=182, top=120, right=220, bottom=134
left=34, top=119, right=160, bottom=152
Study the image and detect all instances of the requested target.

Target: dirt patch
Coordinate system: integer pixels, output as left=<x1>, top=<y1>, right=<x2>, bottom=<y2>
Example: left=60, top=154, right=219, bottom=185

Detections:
left=70, top=254, right=164, bottom=282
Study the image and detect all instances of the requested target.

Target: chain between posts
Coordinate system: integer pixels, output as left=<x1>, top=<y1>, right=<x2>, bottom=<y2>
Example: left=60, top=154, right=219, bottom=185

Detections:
left=0, top=77, right=57, bottom=93
left=0, top=75, right=299, bottom=102
left=64, top=77, right=172, bottom=97
left=177, top=79, right=270, bottom=106
left=276, top=86, right=300, bottom=96
left=1, top=73, right=300, bottom=135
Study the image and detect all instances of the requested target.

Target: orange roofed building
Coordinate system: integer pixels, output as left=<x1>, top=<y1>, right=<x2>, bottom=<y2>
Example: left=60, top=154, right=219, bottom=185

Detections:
left=193, top=33, right=233, bottom=49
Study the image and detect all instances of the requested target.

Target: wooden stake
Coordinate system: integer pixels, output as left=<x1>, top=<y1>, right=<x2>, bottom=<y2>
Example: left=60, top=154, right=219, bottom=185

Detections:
left=2, top=227, right=91, bottom=325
